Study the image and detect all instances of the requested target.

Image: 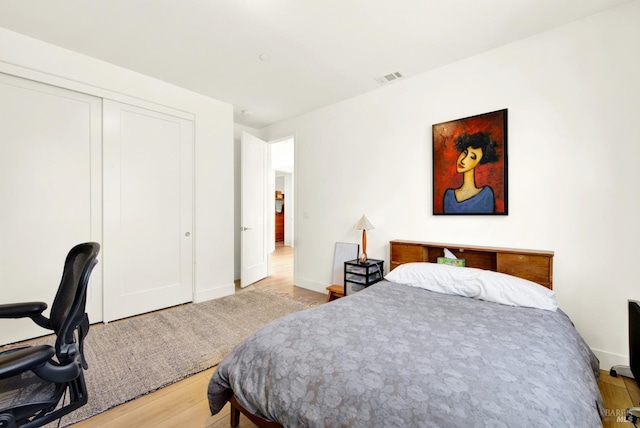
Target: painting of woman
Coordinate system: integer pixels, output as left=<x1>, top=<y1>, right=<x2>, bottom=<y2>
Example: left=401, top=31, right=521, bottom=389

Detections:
left=443, top=132, right=498, bottom=213
left=433, top=109, right=507, bottom=215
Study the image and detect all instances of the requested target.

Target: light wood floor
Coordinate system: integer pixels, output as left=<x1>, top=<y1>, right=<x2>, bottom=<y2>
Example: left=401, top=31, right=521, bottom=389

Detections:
left=71, top=245, right=638, bottom=427
left=600, top=370, right=640, bottom=427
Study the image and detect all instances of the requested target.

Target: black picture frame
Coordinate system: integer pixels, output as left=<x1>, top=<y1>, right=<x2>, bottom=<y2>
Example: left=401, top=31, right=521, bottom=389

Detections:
left=432, top=109, right=508, bottom=215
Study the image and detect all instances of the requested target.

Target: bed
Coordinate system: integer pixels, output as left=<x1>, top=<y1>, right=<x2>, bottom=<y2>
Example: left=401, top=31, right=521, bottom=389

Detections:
left=208, top=240, right=604, bottom=427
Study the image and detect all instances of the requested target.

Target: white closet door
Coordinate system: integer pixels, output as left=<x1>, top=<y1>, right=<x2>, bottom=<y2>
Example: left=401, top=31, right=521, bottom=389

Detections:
left=0, top=73, right=103, bottom=345
left=103, top=100, right=193, bottom=322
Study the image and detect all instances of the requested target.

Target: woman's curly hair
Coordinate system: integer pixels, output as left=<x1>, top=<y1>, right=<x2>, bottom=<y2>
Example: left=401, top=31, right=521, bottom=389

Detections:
left=454, top=132, right=499, bottom=164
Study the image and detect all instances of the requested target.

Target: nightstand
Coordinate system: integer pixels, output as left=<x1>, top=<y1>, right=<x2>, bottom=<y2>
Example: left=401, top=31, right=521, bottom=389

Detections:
left=344, top=258, right=384, bottom=295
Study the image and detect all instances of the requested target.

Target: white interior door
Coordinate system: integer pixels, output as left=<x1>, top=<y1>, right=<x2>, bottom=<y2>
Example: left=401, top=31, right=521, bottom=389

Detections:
left=0, top=73, right=102, bottom=345
left=103, top=100, right=193, bottom=322
left=241, top=132, right=269, bottom=287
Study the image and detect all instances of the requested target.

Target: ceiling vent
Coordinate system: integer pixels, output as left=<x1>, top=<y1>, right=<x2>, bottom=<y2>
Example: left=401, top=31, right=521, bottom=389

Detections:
left=375, top=71, right=405, bottom=85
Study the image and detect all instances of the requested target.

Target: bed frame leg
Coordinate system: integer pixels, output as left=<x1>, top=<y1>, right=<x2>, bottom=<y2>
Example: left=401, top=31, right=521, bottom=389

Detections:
left=230, top=401, right=240, bottom=427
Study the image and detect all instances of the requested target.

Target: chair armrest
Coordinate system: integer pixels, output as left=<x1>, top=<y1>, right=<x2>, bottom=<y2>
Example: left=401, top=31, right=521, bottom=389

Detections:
left=0, top=345, right=55, bottom=379
left=0, top=302, right=47, bottom=319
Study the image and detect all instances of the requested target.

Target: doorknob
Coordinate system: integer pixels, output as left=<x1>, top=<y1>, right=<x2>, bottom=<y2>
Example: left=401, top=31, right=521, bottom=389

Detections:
left=185, top=232, right=191, bottom=237
left=240, top=226, right=252, bottom=231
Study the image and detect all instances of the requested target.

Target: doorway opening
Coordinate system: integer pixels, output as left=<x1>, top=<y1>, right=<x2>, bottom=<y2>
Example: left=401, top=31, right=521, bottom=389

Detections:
left=238, top=135, right=323, bottom=302
left=270, top=137, right=294, bottom=280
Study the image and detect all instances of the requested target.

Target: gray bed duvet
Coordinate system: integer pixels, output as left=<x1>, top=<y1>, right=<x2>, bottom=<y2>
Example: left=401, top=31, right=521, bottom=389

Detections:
left=208, top=281, right=604, bottom=427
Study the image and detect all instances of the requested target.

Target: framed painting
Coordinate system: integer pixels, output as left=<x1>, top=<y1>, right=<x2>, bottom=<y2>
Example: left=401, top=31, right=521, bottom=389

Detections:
left=432, top=109, right=508, bottom=215
left=331, top=242, right=359, bottom=286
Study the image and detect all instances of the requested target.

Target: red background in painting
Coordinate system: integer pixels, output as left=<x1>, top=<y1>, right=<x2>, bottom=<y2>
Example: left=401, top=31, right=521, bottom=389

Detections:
left=432, top=110, right=506, bottom=214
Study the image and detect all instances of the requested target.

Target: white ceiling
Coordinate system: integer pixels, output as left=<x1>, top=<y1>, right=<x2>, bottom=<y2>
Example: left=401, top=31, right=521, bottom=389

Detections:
left=0, top=0, right=631, bottom=128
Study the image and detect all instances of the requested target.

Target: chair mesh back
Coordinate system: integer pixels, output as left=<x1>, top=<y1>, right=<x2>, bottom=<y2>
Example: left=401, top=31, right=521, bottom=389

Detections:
left=49, top=243, right=100, bottom=337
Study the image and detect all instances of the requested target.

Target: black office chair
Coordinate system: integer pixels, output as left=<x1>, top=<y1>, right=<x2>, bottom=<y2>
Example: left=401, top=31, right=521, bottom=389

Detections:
left=0, top=242, right=100, bottom=428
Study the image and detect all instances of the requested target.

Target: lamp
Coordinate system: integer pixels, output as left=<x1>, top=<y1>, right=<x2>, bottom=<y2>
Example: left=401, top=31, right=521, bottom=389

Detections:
left=354, top=214, right=375, bottom=263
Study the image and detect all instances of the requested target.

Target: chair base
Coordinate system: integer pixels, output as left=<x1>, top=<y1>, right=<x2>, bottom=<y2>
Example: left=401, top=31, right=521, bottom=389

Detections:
left=0, top=374, right=87, bottom=428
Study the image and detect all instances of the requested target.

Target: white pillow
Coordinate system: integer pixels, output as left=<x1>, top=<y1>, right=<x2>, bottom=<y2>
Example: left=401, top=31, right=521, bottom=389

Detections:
left=385, top=262, right=557, bottom=311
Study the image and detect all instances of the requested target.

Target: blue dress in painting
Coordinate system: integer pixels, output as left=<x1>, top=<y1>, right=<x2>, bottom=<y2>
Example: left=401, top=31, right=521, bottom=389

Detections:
left=443, top=186, right=495, bottom=214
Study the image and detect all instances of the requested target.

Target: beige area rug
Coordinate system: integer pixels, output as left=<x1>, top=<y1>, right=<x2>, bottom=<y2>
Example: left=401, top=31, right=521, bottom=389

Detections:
left=32, top=289, right=317, bottom=427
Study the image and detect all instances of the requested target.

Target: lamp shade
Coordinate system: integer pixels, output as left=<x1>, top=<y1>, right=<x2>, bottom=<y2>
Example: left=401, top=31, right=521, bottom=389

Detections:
left=354, top=214, right=375, bottom=231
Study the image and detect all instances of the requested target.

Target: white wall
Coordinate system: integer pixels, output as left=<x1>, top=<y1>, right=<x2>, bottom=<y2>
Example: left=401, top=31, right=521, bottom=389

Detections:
left=0, top=27, right=236, bottom=302
left=263, top=0, right=640, bottom=370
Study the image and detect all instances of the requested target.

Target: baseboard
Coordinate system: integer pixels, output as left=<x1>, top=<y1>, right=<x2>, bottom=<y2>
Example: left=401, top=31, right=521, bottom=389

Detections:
left=292, top=276, right=327, bottom=294
left=592, top=347, right=629, bottom=371
left=193, top=282, right=235, bottom=303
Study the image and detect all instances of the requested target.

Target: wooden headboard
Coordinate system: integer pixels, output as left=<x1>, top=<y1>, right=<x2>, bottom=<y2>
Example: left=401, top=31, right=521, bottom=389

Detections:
left=389, top=240, right=554, bottom=289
